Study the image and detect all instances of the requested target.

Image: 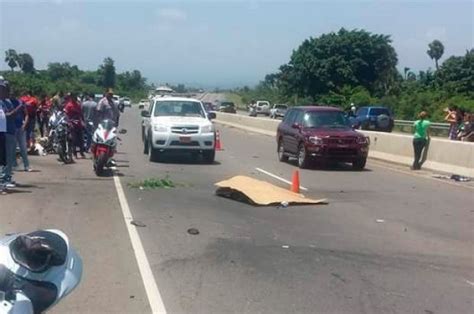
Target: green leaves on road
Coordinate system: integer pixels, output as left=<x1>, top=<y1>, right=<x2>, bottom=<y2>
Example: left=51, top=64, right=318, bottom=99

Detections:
left=128, top=176, right=178, bottom=189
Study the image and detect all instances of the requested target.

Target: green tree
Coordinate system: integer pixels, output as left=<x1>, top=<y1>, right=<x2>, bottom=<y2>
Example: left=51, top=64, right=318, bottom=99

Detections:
left=277, top=28, right=398, bottom=99
left=427, top=40, right=444, bottom=71
left=47, top=62, right=80, bottom=81
left=98, top=57, right=116, bottom=88
left=403, top=67, right=410, bottom=80
left=17, top=53, right=35, bottom=73
left=4, top=49, right=18, bottom=72
left=437, top=49, right=474, bottom=94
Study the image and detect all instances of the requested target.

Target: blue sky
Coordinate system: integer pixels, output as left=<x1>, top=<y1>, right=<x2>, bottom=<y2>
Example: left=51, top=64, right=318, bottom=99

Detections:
left=1, top=0, right=473, bottom=88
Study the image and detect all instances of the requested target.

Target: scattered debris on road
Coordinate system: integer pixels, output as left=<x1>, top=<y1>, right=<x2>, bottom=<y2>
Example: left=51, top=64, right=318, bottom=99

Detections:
left=187, top=228, right=200, bottom=235
left=282, top=245, right=290, bottom=249
left=118, top=128, right=127, bottom=134
left=129, top=177, right=177, bottom=189
left=130, top=220, right=146, bottom=227
left=215, top=175, right=327, bottom=206
left=277, top=201, right=289, bottom=209
left=432, top=174, right=471, bottom=182
left=375, top=219, right=385, bottom=223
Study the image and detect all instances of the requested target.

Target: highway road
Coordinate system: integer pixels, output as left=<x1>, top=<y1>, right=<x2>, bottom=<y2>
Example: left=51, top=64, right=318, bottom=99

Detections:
left=1, top=105, right=473, bottom=313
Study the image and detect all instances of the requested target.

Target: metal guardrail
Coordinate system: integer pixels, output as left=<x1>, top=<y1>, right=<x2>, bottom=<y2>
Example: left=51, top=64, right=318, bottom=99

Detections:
left=394, top=120, right=450, bottom=137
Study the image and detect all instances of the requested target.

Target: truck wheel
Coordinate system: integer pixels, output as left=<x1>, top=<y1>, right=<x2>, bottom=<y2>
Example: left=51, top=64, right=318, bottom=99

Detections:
left=203, top=150, right=215, bottom=164
left=148, top=139, right=160, bottom=162
left=352, top=158, right=367, bottom=170
left=143, top=135, right=149, bottom=154
left=297, top=144, right=309, bottom=169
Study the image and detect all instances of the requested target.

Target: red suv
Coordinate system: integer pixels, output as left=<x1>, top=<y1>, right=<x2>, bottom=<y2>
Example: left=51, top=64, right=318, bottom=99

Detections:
left=277, top=106, right=370, bottom=170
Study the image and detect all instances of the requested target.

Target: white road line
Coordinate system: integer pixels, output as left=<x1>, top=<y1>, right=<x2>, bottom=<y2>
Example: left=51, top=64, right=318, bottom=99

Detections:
left=465, top=279, right=474, bottom=287
left=255, top=167, right=308, bottom=191
left=113, top=173, right=167, bottom=314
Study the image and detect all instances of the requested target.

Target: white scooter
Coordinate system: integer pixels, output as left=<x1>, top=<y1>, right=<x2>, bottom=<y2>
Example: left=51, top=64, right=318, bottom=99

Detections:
left=0, top=230, right=82, bottom=314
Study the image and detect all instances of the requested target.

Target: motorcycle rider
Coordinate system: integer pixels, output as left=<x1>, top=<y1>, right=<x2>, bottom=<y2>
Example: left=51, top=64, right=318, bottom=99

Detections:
left=96, top=89, right=119, bottom=126
left=63, top=92, right=85, bottom=159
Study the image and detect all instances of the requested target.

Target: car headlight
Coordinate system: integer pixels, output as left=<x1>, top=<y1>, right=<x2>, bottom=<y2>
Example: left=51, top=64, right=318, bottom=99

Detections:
left=153, top=125, right=168, bottom=132
left=357, top=136, right=370, bottom=144
left=309, top=136, right=323, bottom=145
left=201, top=125, right=214, bottom=133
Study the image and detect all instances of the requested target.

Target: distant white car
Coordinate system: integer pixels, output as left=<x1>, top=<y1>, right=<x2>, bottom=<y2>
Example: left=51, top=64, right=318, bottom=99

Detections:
left=122, top=97, right=131, bottom=107
left=270, top=104, right=288, bottom=119
left=138, top=99, right=149, bottom=110
left=248, top=100, right=271, bottom=116
left=142, top=97, right=217, bottom=163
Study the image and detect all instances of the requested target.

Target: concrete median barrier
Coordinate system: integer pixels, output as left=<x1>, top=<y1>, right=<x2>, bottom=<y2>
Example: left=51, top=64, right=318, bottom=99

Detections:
left=215, top=112, right=474, bottom=177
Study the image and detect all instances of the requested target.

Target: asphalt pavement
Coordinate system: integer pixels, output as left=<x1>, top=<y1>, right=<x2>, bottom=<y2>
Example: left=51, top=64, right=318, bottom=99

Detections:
left=119, top=106, right=473, bottom=313
left=0, top=106, right=472, bottom=314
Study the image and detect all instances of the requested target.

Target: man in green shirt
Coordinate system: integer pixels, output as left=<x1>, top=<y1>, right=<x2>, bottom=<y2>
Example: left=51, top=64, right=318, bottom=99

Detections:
left=412, top=111, right=431, bottom=170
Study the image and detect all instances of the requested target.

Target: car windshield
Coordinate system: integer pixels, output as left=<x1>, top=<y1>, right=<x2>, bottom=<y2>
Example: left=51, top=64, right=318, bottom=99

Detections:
left=221, top=102, right=234, bottom=107
left=369, top=108, right=390, bottom=116
left=275, top=105, right=287, bottom=109
left=303, top=111, right=350, bottom=128
left=153, top=101, right=205, bottom=118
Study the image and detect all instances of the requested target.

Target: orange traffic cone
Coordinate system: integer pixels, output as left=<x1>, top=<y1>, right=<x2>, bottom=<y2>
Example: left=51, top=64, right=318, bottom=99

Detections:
left=291, top=170, right=300, bottom=193
left=215, top=130, right=223, bottom=151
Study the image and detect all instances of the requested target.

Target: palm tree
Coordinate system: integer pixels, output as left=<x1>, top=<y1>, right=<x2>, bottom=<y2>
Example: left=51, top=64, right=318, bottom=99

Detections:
left=4, top=49, right=18, bottom=72
left=427, top=40, right=444, bottom=71
left=403, top=67, right=410, bottom=80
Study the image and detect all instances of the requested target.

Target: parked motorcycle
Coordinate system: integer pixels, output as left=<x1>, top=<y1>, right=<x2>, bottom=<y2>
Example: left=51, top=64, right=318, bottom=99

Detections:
left=0, top=229, right=83, bottom=314
left=91, top=119, right=117, bottom=176
left=47, top=110, right=73, bottom=164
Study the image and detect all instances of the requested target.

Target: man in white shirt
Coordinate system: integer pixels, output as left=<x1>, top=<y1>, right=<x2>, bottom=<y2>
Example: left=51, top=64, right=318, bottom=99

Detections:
left=96, top=89, right=119, bottom=126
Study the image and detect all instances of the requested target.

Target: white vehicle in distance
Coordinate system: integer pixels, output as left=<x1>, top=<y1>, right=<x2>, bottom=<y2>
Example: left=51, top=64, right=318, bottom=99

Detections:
left=270, top=104, right=288, bottom=119
left=249, top=100, right=271, bottom=116
left=142, top=97, right=217, bottom=163
left=138, top=99, right=149, bottom=110
left=121, top=97, right=131, bottom=107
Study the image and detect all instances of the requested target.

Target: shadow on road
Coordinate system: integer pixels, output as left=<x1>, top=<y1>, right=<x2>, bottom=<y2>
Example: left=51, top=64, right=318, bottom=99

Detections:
left=150, top=154, right=222, bottom=166
left=285, top=159, right=372, bottom=172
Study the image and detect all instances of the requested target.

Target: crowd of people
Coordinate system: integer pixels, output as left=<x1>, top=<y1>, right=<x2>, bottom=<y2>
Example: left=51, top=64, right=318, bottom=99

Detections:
left=0, top=76, right=120, bottom=194
left=444, top=106, right=474, bottom=142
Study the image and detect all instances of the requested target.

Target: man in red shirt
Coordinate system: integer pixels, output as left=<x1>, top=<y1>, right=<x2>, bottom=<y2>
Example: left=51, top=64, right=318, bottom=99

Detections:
left=63, top=92, right=85, bottom=158
left=37, top=94, right=51, bottom=138
left=20, top=91, right=38, bottom=148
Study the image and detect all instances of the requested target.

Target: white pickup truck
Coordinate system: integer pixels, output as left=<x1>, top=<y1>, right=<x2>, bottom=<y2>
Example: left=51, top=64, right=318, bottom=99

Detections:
left=248, top=100, right=271, bottom=116
left=141, top=97, right=217, bottom=163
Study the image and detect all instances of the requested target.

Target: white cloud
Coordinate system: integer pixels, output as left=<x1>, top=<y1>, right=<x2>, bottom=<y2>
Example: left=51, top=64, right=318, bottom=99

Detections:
left=156, top=8, right=187, bottom=22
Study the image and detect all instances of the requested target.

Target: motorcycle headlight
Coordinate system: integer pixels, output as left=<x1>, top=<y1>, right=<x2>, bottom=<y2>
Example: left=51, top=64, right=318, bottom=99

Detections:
left=153, top=125, right=168, bottom=132
left=201, top=125, right=213, bottom=133
left=357, top=136, right=370, bottom=145
left=309, top=136, right=323, bottom=145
